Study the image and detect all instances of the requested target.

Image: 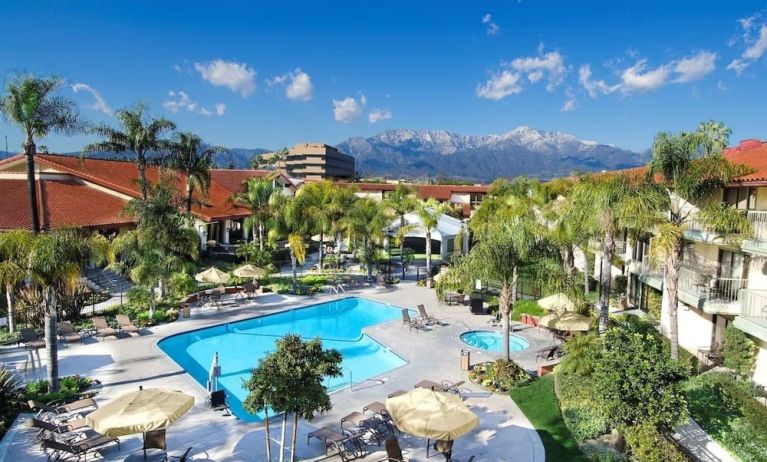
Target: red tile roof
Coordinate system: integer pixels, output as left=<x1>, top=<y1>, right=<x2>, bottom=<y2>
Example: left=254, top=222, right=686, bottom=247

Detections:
left=724, top=140, right=767, bottom=184
left=0, top=179, right=132, bottom=231
left=209, top=169, right=291, bottom=194
left=337, top=182, right=489, bottom=201
left=29, top=154, right=252, bottom=221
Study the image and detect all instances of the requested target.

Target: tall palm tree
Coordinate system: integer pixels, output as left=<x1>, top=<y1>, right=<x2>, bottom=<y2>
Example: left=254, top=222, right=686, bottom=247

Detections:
left=233, top=177, right=278, bottom=251
left=327, top=186, right=358, bottom=269
left=84, top=103, right=175, bottom=201
left=569, top=173, right=662, bottom=334
left=340, top=198, right=392, bottom=281
left=269, top=193, right=312, bottom=289
left=28, top=229, right=110, bottom=391
left=167, top=132, right=223, bottom=214
left=0, top=230, right=34, bottom=332
left=298, top=181, right=335, bottom=272
left=415, top=198, right=452, bottom=287
left=647, top=124, right=751, bottom=359
left=0, top=76, right=83, bottom=233
left=382, top=184, right=418, bottom=279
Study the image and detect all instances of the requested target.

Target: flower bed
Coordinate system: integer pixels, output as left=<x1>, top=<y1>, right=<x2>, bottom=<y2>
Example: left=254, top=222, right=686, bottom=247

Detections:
left=468, top=359, right=531, bottom=393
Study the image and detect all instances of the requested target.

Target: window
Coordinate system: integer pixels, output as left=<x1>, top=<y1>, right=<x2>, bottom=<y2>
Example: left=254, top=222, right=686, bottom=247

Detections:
left=723, top=187, right=757, bottom=210
left=718, top=250, right=749, bottom=279
left=470, top=193, right=484, bottom=206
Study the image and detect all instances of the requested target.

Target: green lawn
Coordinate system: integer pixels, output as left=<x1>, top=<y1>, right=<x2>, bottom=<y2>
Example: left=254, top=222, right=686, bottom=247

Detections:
left=509, top=374, right=587, bottom=462
left=512, top=299, right=546, bottom=321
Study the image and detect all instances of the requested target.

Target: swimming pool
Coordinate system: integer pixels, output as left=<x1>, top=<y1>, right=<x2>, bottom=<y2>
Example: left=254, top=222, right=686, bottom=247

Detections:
left=158, top=297, right=406, bottom=421
left=460, top=330, right=530, bottom=353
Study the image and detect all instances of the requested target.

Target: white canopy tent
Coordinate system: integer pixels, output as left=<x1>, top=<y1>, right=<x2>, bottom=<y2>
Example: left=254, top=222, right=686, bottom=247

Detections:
left=388, top=212, right=469, bottom=259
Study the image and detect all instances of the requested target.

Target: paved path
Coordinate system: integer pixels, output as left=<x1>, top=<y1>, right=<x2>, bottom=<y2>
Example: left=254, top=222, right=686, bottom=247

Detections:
left=0, top=281, right=549, bottom=461
left=673, top=419, right=738, bottom=462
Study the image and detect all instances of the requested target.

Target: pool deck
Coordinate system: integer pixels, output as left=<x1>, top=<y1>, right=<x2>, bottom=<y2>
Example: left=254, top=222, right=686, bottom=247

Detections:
left=0, top=281, right=554, bottom=461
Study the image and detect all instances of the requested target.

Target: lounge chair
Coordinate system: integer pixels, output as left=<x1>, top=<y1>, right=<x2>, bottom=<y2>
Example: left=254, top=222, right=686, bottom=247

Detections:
left=308, top=426, right=347, bottom=447
left=362, top=401, right=389, bottom=418
left=58, top=321, right=84, bottom=344
left=415, top=379, right=469, bottom=397
left=31, top=417, right=88, bottom=439
left=208, top=390, right=230, bottom=415
left=387, top=390, right=406, bottom=398
left=115, top=315, right=139, bottom=335
left=417, top=304, right=447, bottom=325
left=29, top=398, right=98, bottom=419
left=326, top=433, right=368, bottom=462
left=21, top=328, right=46, bottom=350
left=91, top=317, right=117, bottom=339
left=400, top=309, right=422, bottom=331
left=414, top=379, right=443, bottom=391
left=41, top=433, right=120, bottom=461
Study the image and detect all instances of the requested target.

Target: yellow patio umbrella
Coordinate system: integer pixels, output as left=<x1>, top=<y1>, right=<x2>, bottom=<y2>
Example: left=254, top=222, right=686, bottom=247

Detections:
left=538, top=293, right=577, bottom=312
left=538, top=311, right=591, bottom=332
left=233, top=264, right=266, bottom=280
left=195, top=266, right=230, bottom=284
left=386, top=388, right=479, bottom=441
left=85, top=387, right=194, bottom=437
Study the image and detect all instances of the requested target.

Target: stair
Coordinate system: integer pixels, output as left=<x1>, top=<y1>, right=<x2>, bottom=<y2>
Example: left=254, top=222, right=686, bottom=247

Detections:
left=85, top=267, right=133, bottom=295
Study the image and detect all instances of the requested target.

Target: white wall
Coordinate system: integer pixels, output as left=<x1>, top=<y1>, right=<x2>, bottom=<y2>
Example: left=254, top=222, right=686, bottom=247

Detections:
left=753, top=340, right=767, bottom=386
left=660, top=286, right=715, bottom=355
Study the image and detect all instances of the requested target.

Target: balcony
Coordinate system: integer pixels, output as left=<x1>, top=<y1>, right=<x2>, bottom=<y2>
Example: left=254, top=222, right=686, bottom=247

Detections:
left=683, top=217, right=723, bottom=244
left=733, top=289, right=767, bottom=342
left=743, top=211, right=767, bottom=256
left=677, top=267, right=747, bottom=314
left=638, top=254, right=664, bottom=290
left=614, top=241, right=627, bottom=259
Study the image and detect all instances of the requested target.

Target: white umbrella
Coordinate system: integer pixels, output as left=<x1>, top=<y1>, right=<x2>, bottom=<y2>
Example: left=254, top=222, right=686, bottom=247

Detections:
left=538, top=293, right=577, bottom=312
left=195, top=266, right=230, bottom=284
left=311, top=234, right=334, bottom=243
left=208, top=352, right=220, bottom=391
left=233, top=264, right=266, bottom=280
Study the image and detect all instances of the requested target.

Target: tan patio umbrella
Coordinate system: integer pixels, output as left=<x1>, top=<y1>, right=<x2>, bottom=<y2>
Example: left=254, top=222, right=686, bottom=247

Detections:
left=538, top=293, right=577, bottom=312
left=85, top=387, right=194, bottom=437
left=195, top=266, right=230, bottom=284
left=538, top=311, right=591, bottom=332
left=311, top=234, right=334, bottom=243
left=233, top=264, right=266, bottom=281
left=385, top=388, right=479, bottom=441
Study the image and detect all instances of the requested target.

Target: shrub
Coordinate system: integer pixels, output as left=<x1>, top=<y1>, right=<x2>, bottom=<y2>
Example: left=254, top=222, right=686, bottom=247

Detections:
left=127, top=286, right=152, bottom=310
left=167, top=271, right=197, bottom=300
left=685, top=371, right=767, bottom=462
left=468, top=359, right=531, bottom=392
left=557, top=372, right=610, bottom=442
left=646, top=289, right=662, bottom=321
left=558, top=333, right=601, bottom=377
left=722, top=325, right=757, bottom=377
left=622, top=423, right=689, bottom=462
left=594, top=328, right=689, bottom=430
left=613, top=275, right=627, bottom=295
left=300, top=275, right=330, bottom=286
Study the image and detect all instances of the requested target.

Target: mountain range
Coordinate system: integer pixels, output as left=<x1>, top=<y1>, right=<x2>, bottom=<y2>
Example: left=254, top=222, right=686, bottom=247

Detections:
left=0, top=127, right=649, bottom=182
left=337, top=127, right=650, bottom=182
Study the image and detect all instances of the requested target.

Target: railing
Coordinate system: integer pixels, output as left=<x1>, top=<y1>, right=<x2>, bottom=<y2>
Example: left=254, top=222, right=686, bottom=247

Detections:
left=678, top=267, right=747, bottom=304
left=747, top=211, right=767, bottom=241
left=742, top=289, right=767, bottom=318
left=614, top=241, right=627, bottom=256
left=640, top=254, right=663, bottom=278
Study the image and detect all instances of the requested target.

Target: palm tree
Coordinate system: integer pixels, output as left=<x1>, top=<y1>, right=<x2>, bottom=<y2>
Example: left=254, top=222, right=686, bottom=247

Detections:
left=0, top=76, right=84, bottom=233
left=233, top=177, right=279, bottom=252
left=269, top=193, right=311, bottom=289
left=327, top=186, right=358, bottom=269
left=28, top=229, right=110, bottom=391
left=298, top=181, right=335, bottom=272
left=415, top=198, right=452, bottom=287
left=84, top=103, right=175, bottom=201
left=647, top=124, right=751, bottom=359
left=340, top=198, right=392, bottom=281
left=0, top=230, right=34, bottom=332
left=569, top=173, right=662, bottom=334
left=382, top=184, right=418, bottom=279
left=167, top=132, right=224, bottom=214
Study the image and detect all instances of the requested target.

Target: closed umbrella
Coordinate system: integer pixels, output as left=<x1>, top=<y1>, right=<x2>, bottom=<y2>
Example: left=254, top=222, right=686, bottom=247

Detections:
left=85, top=387, right=194, bottom=437
left=208, top=352, right=221, bottom=391
left=195, top=266, right=230, bottom=284
left=538, top=293, right=577, bottom=312
left=386, top=388, right=478, bottom=457
left=538, top=311, right=590, bottom=332
left=233, top=264, right=266, bottom=281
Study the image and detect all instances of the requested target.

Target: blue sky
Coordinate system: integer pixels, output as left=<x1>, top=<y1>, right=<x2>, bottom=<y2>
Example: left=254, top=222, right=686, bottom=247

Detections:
left=1, top=0, right=766, bottom=152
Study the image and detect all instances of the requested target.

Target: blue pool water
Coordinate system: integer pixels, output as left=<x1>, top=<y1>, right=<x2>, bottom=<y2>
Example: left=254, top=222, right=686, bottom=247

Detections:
left=460, top=330, right=530, bottom=352
left=159, top=297, right=406, bottom=421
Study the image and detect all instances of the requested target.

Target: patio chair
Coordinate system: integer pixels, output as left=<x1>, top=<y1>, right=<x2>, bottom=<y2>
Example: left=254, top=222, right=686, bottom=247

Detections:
left=30, top=417, right=87, bottom=439
left=41, top=432, right=120, bottom=461
left=208, top=390, right=231, bottom=415
left=400, top=309, right=422, bottom=331
left=91, top=317, right=117, bottom=339
left=308, top=426, right=347, bottom=447
left=383, top=438, right=409, bottom=462
left=417, top=304, right=447, bottom=326
left=58, top=321, right=84, bottom=344
left=168, top=447, right=193, bottom=462
left=21, top=328, right=46, bottom=350
left=326, top=433, right=368, bottom=462
left=207, top=289, right=222, bottom=309
left=29, top=398, right=98, bottom=419
left=440, top=380, right=468, bottom=396
left=536, top=346, right=560, bottom=363
left=143, top=428, right=166, bottom=459
left=700, top=341, right=723, bottom=365
left=116, top=315, right=139, bottom=335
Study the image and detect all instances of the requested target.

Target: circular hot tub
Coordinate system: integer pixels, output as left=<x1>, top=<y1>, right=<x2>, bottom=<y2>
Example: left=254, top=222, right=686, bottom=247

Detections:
left=460, top=330, right=530, bottom=352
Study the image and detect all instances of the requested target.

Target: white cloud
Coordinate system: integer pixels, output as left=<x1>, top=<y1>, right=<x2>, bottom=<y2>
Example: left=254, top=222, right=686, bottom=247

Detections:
left=510, top=51, right=566, bottom=91
left=560, top=98, right=575, bottom=112
left=368, top=108, right=392, bottom=123
left=578, top=65, right=620, bottom=98
left=333, top=96, right=363, bottom=123
left=620, top=60, right=671, bottom=92
left=70, top=83, right=113, bottom=115
left=482, top=14, right=500, bottom=36
left=476, top=70, right=523, bottom=100
left=267, top=68, right=314, bottom=101
left=728, top=14, right=767, bottom=75
left=673, top=51, right=717, bottom=82
left=194, top=59, right=256, bottom=97
left=163, top=91, right=224, bottom=117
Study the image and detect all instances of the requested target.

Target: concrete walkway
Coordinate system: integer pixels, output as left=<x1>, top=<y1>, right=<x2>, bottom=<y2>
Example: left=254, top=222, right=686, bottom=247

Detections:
left=0, top=281, right=549, bottom=461
left=673, top=419, right=738, bottom=462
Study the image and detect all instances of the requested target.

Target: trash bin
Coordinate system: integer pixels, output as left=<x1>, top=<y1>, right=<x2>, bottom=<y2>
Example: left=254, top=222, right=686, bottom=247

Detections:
left=460, top=349, right=471, bottom=371
left=182, top=303, right=191, bottom=318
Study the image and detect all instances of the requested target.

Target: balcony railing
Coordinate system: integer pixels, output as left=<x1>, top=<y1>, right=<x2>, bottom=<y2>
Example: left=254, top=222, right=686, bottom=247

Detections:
left=678, top=267, right=748, bottom=304
left=747, top=211, right=767, bottom=241
left=614, top=241, right=627, bottom=256
left=742, top=289, right=767, bottom=318
left=640, top=254, right=663, bottom=278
